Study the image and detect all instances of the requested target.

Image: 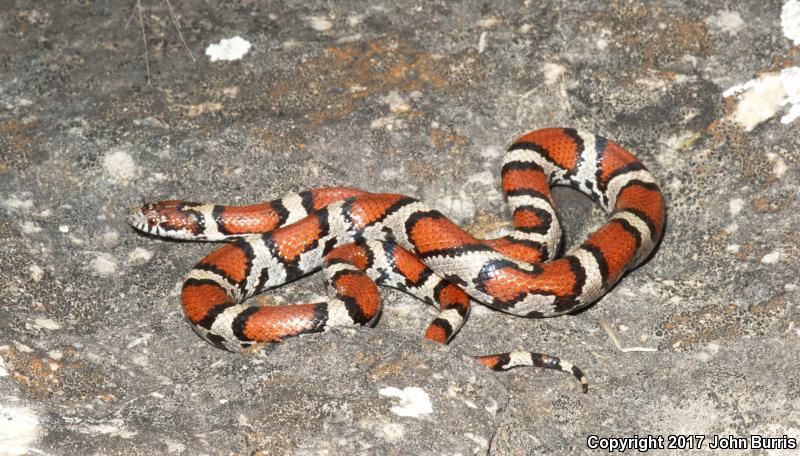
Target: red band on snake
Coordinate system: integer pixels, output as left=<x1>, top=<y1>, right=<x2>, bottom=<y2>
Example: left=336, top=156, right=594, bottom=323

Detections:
left=130, top=128, right=667, bottom=393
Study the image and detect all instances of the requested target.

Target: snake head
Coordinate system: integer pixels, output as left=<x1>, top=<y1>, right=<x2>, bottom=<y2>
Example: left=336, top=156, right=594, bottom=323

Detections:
left=128, top=200, right=205, bottom=240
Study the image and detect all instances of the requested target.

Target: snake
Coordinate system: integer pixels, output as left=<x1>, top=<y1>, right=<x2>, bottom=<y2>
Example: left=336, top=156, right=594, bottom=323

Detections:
left=129, top=128, right=666, bottom=393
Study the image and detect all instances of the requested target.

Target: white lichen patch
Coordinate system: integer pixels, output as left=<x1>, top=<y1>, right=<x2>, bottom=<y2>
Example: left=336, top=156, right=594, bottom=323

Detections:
left=783, top=0, right=800, bottom=46
left=779, top=67, right=800, bottom=124
left=761, top=250, right=781, bottom=264
left=306, top=16, right=333, bottom=31
left=380, top=423, right=405, bottom=442
left=127, top=247, right=153, bottom=265
left=69, top=418, right=137, bottom=439
left=381, top=90, right=410, bottom=113
left=663, top=130, right=700, bottom=152
left=370, top=115, right=403, bottom=130
left=766, top=152, right=787, bottom=179
left=346, top=14, right=364, bottom=27
left=484, top=397, right=499, bottom=416
left=477, top=31, right=488, bottom=53
left=20, top=221, right=41, bottom=234
left=337, top=34, right=362, bottom=45
left=187, top=102, right=223, bottom=117
left=467, top=170, right=494, bottom=186
left=149, top=172, right=168, bottom=182
left=33, top=318, right=60, bottom=330
left=436, top=194, right=475, bottom=222
left=379, top=166, right=401, bottom=180
left=28, top=264, right=44, bottom=282
left=164, top=439, right=186, bottom=454
left=542, top=62, right=565, bottom=85
left=723, top=66, right=800, bottom=130
left=205, top=36, right=251, bottom=62
left=3, top=196, right=34, bottom=210
left=379, top=386, right=433, bottom=417
left=728, top=198, right=744, bottom=217
left=222, top=86, right=239, bottom=98
left=479, top=145, right=502, bottom=158
left=103, top=148, right=140, bottom=182
left=100, top=229, right=120, bottom=247
left=478, top=15, right=500, bottom=28
left=0, top=405, right=40, bottom=456
left=704, top=10, right=744, bottom=35
left=13, top=342, right=33, bottom=353
left=464, top=432, right=489, bottom=449
left=90, top=254, right=118, bottom=277
left=694, top=351, right=712, bottom=362
left=127, top=333, right=152, bottom=350
left=668, top=177, right=682, bottom=193
left=635, top=73, right=668, bottom=89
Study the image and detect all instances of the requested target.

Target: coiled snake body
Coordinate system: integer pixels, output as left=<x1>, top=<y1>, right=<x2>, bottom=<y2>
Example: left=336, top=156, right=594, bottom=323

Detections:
left=130, top=128, right=666, bottom=393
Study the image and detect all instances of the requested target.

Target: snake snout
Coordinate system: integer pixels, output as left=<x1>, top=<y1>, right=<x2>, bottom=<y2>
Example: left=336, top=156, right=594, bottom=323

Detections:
left=128, top=207, right=158, bottom=233
left=128, top=206, right=151, bottom=232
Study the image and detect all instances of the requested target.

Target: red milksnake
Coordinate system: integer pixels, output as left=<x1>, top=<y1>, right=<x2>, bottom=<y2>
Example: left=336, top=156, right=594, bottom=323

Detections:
left=129, top=128, right=666, bottom=393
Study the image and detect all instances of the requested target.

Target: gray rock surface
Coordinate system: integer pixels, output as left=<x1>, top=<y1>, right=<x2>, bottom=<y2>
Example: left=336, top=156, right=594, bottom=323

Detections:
left=1, top=1, right=799, bottom=455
